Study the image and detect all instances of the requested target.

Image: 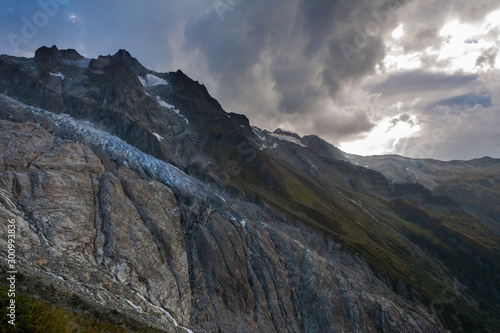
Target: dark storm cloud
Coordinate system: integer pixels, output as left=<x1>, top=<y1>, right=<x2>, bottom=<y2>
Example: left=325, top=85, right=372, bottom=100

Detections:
left=1, top=0, right=499, bottom=160
left=313, top=110, right=375, bottom=137
left=183, top=0, right=405, bottom=139
left=369, top=71, right=478, bottom=96
left=432, top=94, right=492, bottom=111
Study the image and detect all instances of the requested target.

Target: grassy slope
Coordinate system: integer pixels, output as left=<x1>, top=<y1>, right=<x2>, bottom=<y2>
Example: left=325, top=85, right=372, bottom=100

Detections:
left=0, top=274, right=167, bottom=333
left=229, top=150, right=499, bottom=332
left=435, top=170, right=500, bottom=234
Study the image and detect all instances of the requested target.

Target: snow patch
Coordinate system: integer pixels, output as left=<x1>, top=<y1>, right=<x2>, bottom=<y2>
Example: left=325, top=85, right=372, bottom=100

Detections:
left=156, top=96, right=176, bottom=109
left=269, top=133, right=306, bottom=147
left=49, top=72, right=65, bottom=80
left=156, top=96, right=188, bottom=124
left=271, top=142, right=278, bottom=149
left=152, top=132, right=164, bottom=141
left=139, top=74, right=168, bottom=87
left=251, top=127, right=266, bottom=141
left=240, top=220, right=248, bottom=235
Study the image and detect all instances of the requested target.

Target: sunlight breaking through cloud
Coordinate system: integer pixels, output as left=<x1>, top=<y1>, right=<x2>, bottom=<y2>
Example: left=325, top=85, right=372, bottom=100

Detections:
left=339, top=113, right=421, bottom=156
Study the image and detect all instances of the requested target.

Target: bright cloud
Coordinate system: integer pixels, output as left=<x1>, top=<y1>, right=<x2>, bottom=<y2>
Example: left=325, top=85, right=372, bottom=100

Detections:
left=339, top=113, right=421, bottom=156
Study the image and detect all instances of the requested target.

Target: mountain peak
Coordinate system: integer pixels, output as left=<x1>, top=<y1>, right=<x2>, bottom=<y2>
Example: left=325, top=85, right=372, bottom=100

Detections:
left=34, top=45, right=84, bottom=67
left=59, top=48, right=83, bottom=60
left=34, top=45, right=60, bottom=66
left=36, top=44, right=59, bottom=53
left=111, top=49, right=147, bottom=74
left=301, top=134, right=346, bottom=160
left=273, top=128, right=301, bottom=140
left=113, top=48, right=133, bottom=60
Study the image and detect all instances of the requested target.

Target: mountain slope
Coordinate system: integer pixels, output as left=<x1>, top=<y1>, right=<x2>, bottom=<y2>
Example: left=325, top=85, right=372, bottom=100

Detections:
left=348, top=154, right=500, bottom=235
left=0, top=46, right=499, bottom=332
left=0, top=97, right=443, bottom=332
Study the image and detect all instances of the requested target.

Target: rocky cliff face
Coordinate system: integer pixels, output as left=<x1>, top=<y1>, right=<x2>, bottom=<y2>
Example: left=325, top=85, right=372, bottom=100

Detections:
left=0, top=46, right=498, bottom=332
left=0, top=96, right=444, bottom=332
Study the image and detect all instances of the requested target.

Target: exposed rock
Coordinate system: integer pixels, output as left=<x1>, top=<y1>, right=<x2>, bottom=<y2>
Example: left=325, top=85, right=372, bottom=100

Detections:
left=1, top=47, right=498, bottom=332
left=0, top=115, right=444, bottom=332
left=0, top=121, right=52, bottom=170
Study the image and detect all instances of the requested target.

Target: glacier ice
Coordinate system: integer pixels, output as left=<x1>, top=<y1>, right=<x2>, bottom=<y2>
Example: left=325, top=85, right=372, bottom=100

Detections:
left=139, top=74, right=168, bottom=87
left=0, top=94, right=212, bottom=206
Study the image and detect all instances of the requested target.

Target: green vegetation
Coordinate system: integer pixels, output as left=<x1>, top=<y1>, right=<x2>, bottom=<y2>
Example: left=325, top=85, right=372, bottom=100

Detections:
left=435, top=170, right=500, bottom=235
left=224, top=149, right=500, bottom=333
left=0, top=285, right=125, bottom=332
left=0, top=284, right=166, bottom=333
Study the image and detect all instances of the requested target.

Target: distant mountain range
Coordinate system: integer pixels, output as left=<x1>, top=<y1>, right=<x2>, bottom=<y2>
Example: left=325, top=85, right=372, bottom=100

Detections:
left=0, top=45, right=498, bottom=332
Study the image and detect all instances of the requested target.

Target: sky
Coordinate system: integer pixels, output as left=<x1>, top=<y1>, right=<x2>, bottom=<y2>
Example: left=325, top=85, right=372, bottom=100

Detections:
left=1, top=0, right=499, bottom=161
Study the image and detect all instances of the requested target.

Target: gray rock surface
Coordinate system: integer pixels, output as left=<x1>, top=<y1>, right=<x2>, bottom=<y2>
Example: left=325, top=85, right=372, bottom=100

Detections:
left=0, top=115, right=444, bottom=332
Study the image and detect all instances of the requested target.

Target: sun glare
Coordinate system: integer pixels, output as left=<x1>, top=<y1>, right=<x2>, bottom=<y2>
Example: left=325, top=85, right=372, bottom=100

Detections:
left=339, top=114, right=420, bottom=156
left=383, top=10, right=500, bottom=74
left=436, top=13, right=500, bottom=72
left=392, top=24, right=404, bottom=40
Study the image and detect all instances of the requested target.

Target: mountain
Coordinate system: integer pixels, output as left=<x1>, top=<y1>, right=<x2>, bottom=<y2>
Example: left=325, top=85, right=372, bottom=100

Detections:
left=0, top=46, right=499, bottom=332
left=348, top=154, right=500, bottom=235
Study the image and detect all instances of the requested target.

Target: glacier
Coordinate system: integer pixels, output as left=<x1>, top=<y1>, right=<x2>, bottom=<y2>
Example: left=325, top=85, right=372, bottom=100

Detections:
left=0, top=93, right=225, bottom=213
